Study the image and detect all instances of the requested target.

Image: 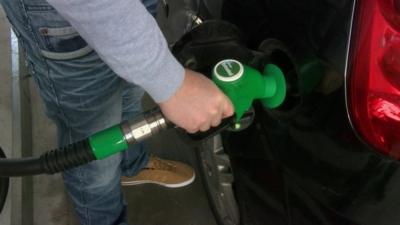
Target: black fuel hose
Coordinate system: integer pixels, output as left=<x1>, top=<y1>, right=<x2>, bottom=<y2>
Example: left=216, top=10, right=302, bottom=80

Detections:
left=0, top=108, right=171, bottom=177
left=0, top=139, right=95, bottom=177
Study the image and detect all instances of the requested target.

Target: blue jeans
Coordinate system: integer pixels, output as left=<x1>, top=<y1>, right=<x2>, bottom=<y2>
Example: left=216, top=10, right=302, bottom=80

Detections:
left=0, top=0, right=158, bottom=224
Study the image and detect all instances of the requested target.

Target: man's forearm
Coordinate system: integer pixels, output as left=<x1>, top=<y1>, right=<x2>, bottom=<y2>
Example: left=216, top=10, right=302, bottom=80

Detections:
left=47, top=0, right=184, bottom=102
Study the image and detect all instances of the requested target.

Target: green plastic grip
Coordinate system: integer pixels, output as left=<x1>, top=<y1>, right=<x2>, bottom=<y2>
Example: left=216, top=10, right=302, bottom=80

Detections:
left=89, top=125, right=128, bottom=160
left=212, top=59, right=286, bottom=121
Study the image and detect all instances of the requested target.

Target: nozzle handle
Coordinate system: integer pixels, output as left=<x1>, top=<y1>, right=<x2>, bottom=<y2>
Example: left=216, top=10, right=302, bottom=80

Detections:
left=187, top=116, right=235, bottom=141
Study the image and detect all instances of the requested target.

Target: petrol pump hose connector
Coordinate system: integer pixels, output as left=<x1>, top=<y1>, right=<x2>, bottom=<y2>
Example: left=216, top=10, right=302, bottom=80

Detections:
left=121, top=108, right=170, bottom=145
left=89, top=109, right=171, bottom=160
left=212, top=59, right=287, bottom=123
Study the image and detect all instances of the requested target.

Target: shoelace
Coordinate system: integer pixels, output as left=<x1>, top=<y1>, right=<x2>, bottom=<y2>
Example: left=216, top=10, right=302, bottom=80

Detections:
left=145, top=154, right=177, bottom=171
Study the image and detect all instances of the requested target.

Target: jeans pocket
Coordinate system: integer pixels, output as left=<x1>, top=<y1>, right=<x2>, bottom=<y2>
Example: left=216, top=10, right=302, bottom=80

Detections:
left=38, top=26, right=93, bottom=60
left=26, top=3, right=93, bottom=60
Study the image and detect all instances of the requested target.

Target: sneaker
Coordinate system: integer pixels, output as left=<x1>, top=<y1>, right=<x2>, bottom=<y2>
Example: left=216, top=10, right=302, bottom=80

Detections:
left=121, top=154, right=195, bottom=188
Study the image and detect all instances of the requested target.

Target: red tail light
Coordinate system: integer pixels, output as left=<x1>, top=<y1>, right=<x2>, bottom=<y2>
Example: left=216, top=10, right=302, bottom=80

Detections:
left=348, top=0, right=400, bottom=159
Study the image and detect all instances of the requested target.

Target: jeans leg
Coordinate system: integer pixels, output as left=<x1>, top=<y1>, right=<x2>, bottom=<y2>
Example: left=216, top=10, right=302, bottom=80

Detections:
left=63, top=153, right=128, bottom=225
left=58, top=77, right=127, bottom=225
left=0, top=1, right=142, bottom=224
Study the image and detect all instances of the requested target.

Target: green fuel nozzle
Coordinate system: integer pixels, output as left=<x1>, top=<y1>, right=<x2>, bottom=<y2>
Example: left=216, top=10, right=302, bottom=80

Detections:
left=0, top=60, right=287, bottom=178
left=212, top=59, right=287, bottom=122
left=87, top=61, right=287, bottom=161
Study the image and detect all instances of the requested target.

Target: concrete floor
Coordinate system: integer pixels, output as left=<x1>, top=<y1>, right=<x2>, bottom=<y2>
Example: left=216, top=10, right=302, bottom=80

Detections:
left=0, top=4, right=217, bottom=225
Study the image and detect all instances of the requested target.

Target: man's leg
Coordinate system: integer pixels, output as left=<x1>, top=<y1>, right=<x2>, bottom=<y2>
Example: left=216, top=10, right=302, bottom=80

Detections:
left=0, top=1, right=141, bottom=224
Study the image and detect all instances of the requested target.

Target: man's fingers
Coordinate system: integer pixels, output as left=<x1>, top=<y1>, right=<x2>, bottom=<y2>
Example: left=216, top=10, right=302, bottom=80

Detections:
left=211, top=114, right=222, bottom=127
left=222, top=97, right=234, bottom=118
left=185, top=126, right=199, bottom=134
left=199, top=122, right=211, bottom=132
left=160, top=69, right=235, bottom=134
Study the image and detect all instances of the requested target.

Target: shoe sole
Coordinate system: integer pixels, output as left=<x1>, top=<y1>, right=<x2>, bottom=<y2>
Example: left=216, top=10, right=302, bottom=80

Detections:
left=121, top=173, right=196, bottom=188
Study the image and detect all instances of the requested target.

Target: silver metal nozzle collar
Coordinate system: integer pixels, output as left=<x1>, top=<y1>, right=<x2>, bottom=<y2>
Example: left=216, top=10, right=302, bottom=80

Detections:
left=121, top=109, right=169, bottom=146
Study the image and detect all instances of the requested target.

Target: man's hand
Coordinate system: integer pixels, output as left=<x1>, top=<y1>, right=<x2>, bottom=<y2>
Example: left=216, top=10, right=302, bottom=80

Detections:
left=159, top=69, right=234, bottom=133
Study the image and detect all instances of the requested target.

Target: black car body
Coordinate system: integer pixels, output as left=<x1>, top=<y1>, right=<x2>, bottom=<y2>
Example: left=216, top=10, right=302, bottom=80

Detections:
left=162, top=0, right=400, bottom=224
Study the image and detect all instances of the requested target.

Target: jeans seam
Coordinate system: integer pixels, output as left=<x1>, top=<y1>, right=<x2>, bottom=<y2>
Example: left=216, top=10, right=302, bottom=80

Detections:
left=17, top=0, right=45, bottom=65
left=18, top=0, right=72, bottom=131
left=25, top=5, right=55, bottom=12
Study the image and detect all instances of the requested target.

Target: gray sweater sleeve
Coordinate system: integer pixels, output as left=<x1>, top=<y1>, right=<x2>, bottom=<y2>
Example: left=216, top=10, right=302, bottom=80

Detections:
left=47, top=0, right=185, bottom=103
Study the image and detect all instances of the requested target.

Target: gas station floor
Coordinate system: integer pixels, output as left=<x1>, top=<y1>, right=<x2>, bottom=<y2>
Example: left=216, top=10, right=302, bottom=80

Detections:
left=0, top=5, right=217, bottom=225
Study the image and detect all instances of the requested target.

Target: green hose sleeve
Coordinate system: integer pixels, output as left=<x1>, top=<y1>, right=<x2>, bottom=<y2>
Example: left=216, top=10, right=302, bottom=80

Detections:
left=89, top=125, right=128, bottom=160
